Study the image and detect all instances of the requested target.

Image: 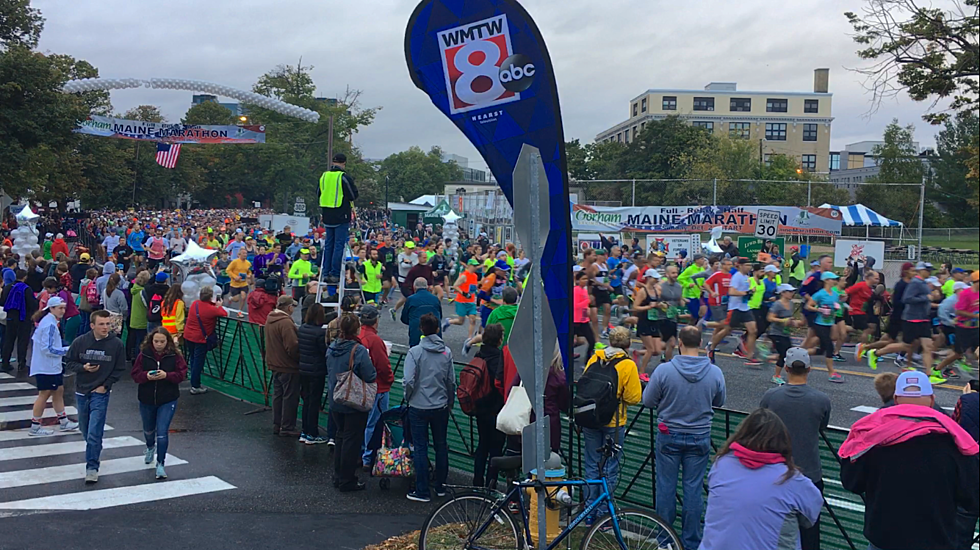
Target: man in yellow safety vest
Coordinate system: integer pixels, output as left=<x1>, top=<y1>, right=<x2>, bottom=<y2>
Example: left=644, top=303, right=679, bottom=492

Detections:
left=318, top=153, right=358, bottom=284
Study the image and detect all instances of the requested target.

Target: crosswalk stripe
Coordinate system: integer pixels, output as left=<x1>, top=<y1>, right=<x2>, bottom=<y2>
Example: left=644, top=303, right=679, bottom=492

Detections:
left=0, top=425, right=113, bottom=443
left=0, top=373, right=12, bottom=380
left=0, top=407, right=77, bottom=424
left=0, top=396, right=43, bottom=408
left=0, top=455, right=189, bottom=490
left=850, top=406, right=879, bottom=414
left=0, top=475, right=236, bottom=510
left=0, top=436, right=142, bottom=462
left=0, top=383, right=37, bottom=392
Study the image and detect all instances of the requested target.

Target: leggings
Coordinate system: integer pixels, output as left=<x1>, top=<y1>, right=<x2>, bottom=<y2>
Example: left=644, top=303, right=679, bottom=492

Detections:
left=2, top=316, right=32, bottom=369
left=769, top=334, right=793, bottom=367
left=574, top=322, right=596, bottom=364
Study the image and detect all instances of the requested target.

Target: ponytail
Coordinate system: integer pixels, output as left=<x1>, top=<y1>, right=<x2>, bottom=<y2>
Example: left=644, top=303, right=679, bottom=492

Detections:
left=31, top=309, right=48, bottom=324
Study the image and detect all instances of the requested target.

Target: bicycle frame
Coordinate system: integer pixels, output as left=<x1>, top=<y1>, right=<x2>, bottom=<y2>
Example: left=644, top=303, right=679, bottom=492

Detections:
left=464, top=477, right=627, bottom=550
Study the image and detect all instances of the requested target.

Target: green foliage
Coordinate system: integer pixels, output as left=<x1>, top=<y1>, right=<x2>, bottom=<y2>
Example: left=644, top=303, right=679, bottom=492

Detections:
left=182, top=100, right=236, bottom=125
left=122, top=105, right=164, bottom=122
left=929, top=111, right=980, bottom=223
left=0, top=0, right=43, bottom=48
left=845, top=0, right=979, bottom=124
left=379, top=146, right=462, bottom=203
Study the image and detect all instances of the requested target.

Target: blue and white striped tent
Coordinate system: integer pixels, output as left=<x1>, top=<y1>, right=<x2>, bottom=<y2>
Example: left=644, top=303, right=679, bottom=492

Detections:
left=819, top=203, right=903, bottom=227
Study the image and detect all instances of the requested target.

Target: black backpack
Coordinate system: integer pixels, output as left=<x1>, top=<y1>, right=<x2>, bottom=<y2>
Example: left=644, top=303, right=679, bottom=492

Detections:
left=573, top=354, right=624, bottom=429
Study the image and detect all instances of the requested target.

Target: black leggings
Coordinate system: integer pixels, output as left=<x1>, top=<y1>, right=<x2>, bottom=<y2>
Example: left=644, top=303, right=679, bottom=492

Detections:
left=813, top=324, right=834, bottom=358
left=769, top=334, right=793, bottom=367
left=472, top=412, right=506, bottom=487
left=2, top=316, right=31, bottom=369
left=574, top=322, right=596, bottom=364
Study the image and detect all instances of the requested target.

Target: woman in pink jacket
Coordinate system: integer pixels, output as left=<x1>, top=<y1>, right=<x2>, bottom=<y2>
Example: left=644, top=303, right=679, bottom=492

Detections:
left=572, top=271, right=595, bottom=366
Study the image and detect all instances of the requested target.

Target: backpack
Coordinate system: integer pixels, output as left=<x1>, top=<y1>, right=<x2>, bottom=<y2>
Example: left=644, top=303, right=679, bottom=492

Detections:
left=85, top=280, right=100, bottom=306
left=457, top=356, right=494, bottom=416
left=145, top=288, right=165, bottom=322
left=573, top=354, right=625, bottom=429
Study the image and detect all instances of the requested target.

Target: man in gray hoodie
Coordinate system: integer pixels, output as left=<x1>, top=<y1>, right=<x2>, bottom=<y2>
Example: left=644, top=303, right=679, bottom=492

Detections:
left=873, top=261, right=938, bottom=374
left=403, top=313, right=456, bottom=503
left=642, top=326, right=726, bottom=550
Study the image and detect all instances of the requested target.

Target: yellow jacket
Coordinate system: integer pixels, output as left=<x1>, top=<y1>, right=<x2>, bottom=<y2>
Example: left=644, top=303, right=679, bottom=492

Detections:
left=584, top=348, right=642, bottom=427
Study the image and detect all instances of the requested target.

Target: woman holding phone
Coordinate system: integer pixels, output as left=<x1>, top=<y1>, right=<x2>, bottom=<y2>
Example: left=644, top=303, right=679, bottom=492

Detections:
left=131, top=327, right=187, bottom=480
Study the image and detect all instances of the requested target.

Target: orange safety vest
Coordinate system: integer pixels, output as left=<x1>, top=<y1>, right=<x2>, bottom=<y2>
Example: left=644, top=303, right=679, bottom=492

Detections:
left=162, top=301, right=182, bottom=334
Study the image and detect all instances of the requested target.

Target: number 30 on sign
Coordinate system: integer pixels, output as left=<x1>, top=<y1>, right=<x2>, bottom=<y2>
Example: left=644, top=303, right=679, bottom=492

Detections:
left=755, top=209, right=780, bottom=238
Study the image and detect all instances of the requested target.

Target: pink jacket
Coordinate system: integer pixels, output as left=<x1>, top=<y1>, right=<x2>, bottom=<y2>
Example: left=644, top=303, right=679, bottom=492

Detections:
left=839, top=403, right=979, bottom=461
left=573, top=286, right=590, bottom=323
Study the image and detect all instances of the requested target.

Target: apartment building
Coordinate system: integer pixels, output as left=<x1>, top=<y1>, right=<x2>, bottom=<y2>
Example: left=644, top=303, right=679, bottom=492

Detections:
left=596, top=69, right=834, bottom=173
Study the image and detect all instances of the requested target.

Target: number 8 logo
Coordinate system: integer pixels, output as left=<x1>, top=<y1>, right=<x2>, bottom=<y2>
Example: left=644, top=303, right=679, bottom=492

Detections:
left=453, top=41, right=506, bottom=107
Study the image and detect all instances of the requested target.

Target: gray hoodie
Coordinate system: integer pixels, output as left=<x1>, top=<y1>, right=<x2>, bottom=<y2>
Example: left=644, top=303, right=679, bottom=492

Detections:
left=403, top=334, right=456, bottom=410
left=901, top=276, right=932, bottom=322
left=95, top=262, right=115, bottom=299
left=642, top=354, right=726, bottom=434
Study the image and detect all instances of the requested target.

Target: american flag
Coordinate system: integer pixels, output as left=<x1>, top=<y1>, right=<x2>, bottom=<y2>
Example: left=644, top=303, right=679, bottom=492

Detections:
left=155, top=143, right=181, bottom=169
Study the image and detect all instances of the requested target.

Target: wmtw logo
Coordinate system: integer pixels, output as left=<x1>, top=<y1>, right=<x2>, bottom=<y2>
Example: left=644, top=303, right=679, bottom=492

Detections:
left=438, top=15, right=534, bottom=114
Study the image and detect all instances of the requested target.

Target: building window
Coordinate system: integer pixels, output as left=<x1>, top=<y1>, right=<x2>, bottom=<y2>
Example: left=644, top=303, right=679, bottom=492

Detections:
left=641, top=98, right=647, bottom=112
left=764, top=153, right=773, bottom=167
left=692, top=121, right=714, bottom=131
left=802, top=123, right=818, bottom=141
left=640, top=121, right=646, bottom=129
left=730, top=98, right=751, bottom=112
left=693, top=97, right=715, bottom=111
left=765, top=122, right=787, bottom=141
left=632, top=103, right=638, bottom=117
left=829, top=152, right=840, bottom=171
left=766, top=98, right=788, bottom=112
left=804, top=99, right=819, bottom=113
left=617, top=132, right=622, bottom=143
left=632, top=126, right=638, bottom=138
left=662, top=96, right=677, bottom=110
left=801, top=154, right=817, bottom=171
left=729, top=122, right=751, bottom=139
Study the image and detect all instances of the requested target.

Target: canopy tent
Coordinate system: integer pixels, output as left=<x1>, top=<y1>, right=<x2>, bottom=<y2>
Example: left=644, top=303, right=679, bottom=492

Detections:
left=819, top=203, right=903, bottom=227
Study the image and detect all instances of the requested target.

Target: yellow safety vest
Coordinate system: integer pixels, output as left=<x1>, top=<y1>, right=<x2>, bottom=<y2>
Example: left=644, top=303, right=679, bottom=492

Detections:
left=319, top=171, right=344, bottom=208
left=362, top=261, right=383, bottom=293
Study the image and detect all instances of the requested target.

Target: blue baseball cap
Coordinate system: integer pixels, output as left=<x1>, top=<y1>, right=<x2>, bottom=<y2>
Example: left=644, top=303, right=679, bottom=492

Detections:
left=155, top=272, right=169, bottom=282
left=494, top=260, right=510, bottom=271
left=820, top=271, right=839, bottom=281
left=895, top=371, right=933, bottom=397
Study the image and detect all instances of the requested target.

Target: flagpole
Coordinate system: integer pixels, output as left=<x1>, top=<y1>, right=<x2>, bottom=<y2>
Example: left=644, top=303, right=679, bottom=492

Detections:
left=132, top=141, right=141, bottom=207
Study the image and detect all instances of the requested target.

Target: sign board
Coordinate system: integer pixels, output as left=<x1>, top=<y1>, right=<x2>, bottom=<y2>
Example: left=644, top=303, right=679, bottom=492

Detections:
left=738, top=237, right=786, bottom=260
left=270, top=214, right=311, bottom=235
left=834, top=239, right=886, bottom=268
left=755, top=209, right=781, bottom=238
left=576, top=233, right=603, bottom=255
left=571, top=204, right=842, bottom=236
left=907, top=245, right=916, bottom=260
left=642, top=234, right=696, bottom=261
left=258, top=214, right=273, bottom=229
left=293, top=197, right=306, bottom=215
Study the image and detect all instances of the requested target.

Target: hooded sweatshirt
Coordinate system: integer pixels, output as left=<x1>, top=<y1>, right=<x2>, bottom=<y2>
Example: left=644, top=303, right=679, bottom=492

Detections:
left=486, top=303, right=517, bottom=343
left=129, top=282, right=148, bottom=329
left=641, top=354, right=726, bottom=434
left=403, top=334, right=456, bottom=410
left=95, top=262, right=115, bottom=300
left=65, top=331, right=128, bottom=394
left=326, top=338, right=376, bottom=415
left=901, top=276, right=932, bottom=322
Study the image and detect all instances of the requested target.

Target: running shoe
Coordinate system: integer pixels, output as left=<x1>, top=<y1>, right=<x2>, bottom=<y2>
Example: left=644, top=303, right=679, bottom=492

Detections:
left=389, top=308, right=397, bottom=321
left=28, top=424, right=53, bottom=436
left=85, top=470, right=99, bottom=484
left=832, top=353, right=846, bottom=363
left=928, top=371, right=947, bottom=385
left=828, top=373, right=844, bottom=383
left=707, top=349, right=717, bottom=363
left=440, top=317, right=451, bottom=334
left=600, top=329, right=609, bottom=339
left=941, top=367, right=960, bottom=380
left=867, top=350, right=878, bottom=370
left=955, top=360, right=974, bottom=373
left=306, top=436, right=328, bottom=445
left=155, top=464, right=167, bottom=480
left=462, top=339, right=473, bottom=355
left=326, top=438, right=336, bottom=447
left=659, top=354, right=666, bottom=363
left=912, top=353, right=923, bottom=362
left=59, top=418, right=79, bottom=431
left=406, top=492, right=431, bottom=503
left=298, top=433, right=310, bottom=444
left=638, top=372, right=650, bottom=383
left=856, top=343, right=866, bottom=360
left=756, top=342, right=771, bottom=358
left=144, top=446, right=156, bottom=464
left=771, top=375, right=786, bottom=385
left=733, top=348, right=748, bottom=359
left=894, top=355, right=907, bottom=369
left=744, top=358, right=763, bottom=367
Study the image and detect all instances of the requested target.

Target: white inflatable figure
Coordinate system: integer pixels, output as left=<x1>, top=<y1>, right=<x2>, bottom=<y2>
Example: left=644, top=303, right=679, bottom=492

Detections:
left=442, top=210, right=462, bottom=262
left=703, top=225, right=724, bottom=255
left=170, top=240, right=220, bottom=306
left=12, top=205, right=41, bottom=269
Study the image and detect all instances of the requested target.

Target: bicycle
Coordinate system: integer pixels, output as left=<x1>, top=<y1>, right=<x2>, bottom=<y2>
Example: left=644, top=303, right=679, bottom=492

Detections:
left=418, top=439, right=682, bottom=550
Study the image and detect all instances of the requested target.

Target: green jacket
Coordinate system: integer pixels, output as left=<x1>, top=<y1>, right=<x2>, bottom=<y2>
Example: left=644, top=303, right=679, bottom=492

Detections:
left=129, top=283, right=148, bottom=329
left=677, top=264, right=703, bottom=299
left=486, top=304, right=518, bottom=344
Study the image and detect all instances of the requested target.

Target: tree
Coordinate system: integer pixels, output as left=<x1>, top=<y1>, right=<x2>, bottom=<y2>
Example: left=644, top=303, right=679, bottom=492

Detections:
left=379, top=146, right=462, bottom=203
left=182, top=100, right=236, bottom=125
left=929, top=110, right=980, bottom=222
left=0, top=0, right=43, bottom=48
left=122, top=105, right=164, bottom=122
left=845, top=0, right=979, bottom=124
left=857, top=120, right=926, bottom=226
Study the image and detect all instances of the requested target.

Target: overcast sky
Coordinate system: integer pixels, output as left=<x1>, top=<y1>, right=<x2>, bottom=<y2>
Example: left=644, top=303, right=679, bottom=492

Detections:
left=35, top=0, right=944, bottom=172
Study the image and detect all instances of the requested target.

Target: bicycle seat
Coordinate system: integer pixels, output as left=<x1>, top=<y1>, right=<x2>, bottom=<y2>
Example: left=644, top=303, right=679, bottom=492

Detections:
left=490, top=455, right=523, bottom=472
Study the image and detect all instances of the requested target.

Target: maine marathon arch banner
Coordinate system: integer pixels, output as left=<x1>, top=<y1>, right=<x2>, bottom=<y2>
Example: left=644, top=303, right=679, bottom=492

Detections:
left=75, top=115, right=266, bottom=144
left=405, top=0, right=574, bottom=366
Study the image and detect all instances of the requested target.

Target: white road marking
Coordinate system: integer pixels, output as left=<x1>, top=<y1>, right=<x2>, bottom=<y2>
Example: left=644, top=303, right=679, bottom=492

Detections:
left=0, top=426, right=113, bottom=443
left=0, top=396, right=44, bottom=408
left=0, top=373, right=12, bottom=380
left=0, top=436, right=141, bottom=462
left=850, top=406, right=879, bottom=414
left=0, top=383, right=37, bottom=392
left=0, top=476, right=236, bottom=510
left=0, top=455, right=189, bottom=489
left=0, top=407, right=77, bottom=424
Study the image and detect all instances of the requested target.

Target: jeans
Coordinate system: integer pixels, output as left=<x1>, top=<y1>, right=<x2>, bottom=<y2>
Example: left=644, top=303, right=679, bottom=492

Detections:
left=77, top=311, right=91, bottom=338
left=147, top=320, right=161, bottom=333
left=139, top=400, right=177, bottom=465
left=362, top=391, right=390, bottom=466
left=409, top=406, right=450, bottom=499
left=472, top=411, right=506, bottom=487
left=322, top=223, right=349, bottom=278
left=655, top=431, right=711, bottom=550
left=299, top=374, right=326, bottom=437
left=76, top=391, right=111, bottom=472
left=334, top=411, right=368, bottom=489
left=582, top=426, right=626, bottom=512
left=185, top=340, right=207, bottom=388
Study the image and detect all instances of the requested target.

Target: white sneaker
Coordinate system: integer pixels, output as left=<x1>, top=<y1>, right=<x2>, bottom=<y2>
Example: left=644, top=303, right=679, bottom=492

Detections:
left=29, top=424, right=53, bottom=436
left=85, top=470, right=98, bottom=484
left=189, top=386, right=208, bottom=395
left=59, top=419, right=79, bottom=431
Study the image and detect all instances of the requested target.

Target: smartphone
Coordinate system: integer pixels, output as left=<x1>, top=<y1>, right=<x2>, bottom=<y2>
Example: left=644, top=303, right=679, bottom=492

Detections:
left=148, top=370, right=162, bottom=376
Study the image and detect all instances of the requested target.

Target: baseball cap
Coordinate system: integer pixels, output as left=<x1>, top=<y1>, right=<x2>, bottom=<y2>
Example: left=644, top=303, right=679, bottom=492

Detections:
left=45, top=232, right=53, bottom=238
left=914, top=261, right=934, bottom=271
left=810, top=260, right=819, bottom=267
left=693, top=253, right=705, bottom=261
left=953, top=281, right=970, bottom=291
left=44, top=296, right=66, bottom=310
left=300, top=248, right=310, bottom=254
left=900, top=261, right=914, bottom=272
left=764, top=265, right=780, bottom=273
left=155, top=272, right=169, bottom=282
left=79, top=252, right=91, bottom=261
left=116, top=263, right=124, bottom=270
left=925, top=276, right=940, bottom=286
left=736, top=257, right=751, bottom=265
left=790, top=245, right=799, bottom=251
left=405, top=241, right=415, bottom=249
left=894, top=371, right=933, bottom=397
left=776, top=283, right=796, bottom=293
left=951, top=267, right=966, bottom=274
left=494, top=260, right=510, bottom=271
left=466, top=258, right=480, bottom=266
left=360, top=304, right=379, bottom=322
left=821, top=271, right=839, bottom=281
left=785, top=347, right=811, bottom=369
left=644, top=269, right=661, bottom=279
left=276, top=295, right=297, bottom=308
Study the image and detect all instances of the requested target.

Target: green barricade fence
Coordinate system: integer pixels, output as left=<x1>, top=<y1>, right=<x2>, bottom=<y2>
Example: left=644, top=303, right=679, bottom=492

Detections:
left=203, top=317, right=872, bottom=549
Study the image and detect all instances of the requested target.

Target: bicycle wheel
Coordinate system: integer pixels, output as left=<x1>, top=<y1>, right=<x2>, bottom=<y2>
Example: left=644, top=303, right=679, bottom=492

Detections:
left=580, top=508, right=682, bottom=550
left=419, top=491, right=522, bottom=550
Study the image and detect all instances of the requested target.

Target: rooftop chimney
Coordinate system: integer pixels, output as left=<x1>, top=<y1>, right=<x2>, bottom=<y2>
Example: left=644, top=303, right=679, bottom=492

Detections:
left=814, top=68, right=829, bottom=93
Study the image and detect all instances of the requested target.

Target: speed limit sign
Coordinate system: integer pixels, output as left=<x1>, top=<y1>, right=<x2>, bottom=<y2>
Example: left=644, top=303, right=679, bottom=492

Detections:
left=755, top=209, right=780, bottom=238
